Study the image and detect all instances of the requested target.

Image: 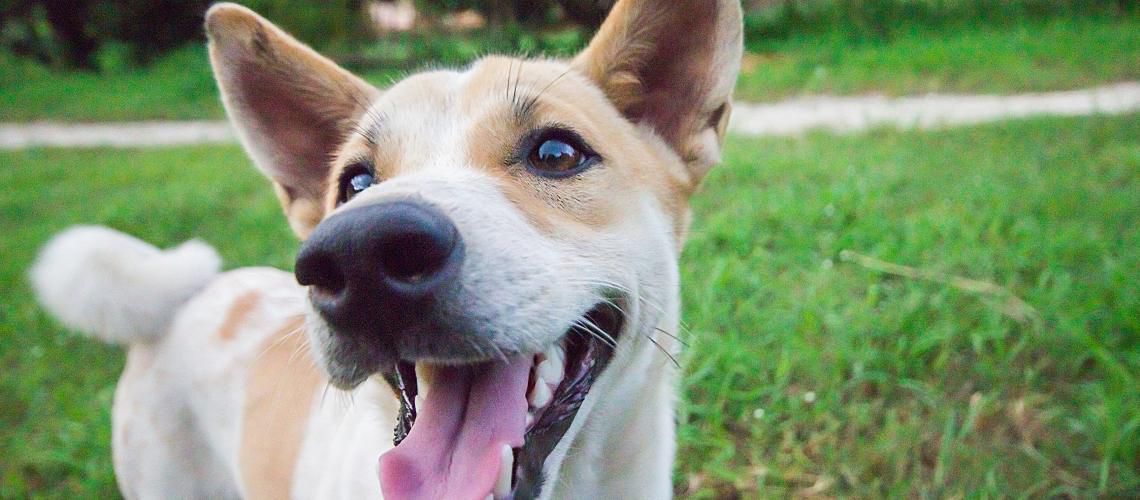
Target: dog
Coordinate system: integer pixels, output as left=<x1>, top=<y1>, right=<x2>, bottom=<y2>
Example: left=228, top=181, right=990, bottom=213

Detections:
left=30, top=1, right=742, bottom=498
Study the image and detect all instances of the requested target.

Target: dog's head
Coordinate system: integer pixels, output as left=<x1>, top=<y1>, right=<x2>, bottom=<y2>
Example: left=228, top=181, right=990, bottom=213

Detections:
left=206, top=1, right=740, bottom=497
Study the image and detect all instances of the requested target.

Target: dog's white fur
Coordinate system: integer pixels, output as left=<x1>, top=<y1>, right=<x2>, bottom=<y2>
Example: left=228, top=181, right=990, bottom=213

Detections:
left=32, top=227, right=677, bottom=499
left=30, top=226, right=221, bottom=344
left=31, top=1, right=741, bottom=498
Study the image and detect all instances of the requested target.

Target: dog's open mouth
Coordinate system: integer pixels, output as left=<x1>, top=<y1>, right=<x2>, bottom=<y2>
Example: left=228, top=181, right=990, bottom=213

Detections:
left=377, top=300, right=624, bottom=500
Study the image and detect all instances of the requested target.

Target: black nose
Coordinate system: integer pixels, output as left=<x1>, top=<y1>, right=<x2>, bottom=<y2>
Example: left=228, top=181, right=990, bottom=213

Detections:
left=295, top=201, right=463, bottom=333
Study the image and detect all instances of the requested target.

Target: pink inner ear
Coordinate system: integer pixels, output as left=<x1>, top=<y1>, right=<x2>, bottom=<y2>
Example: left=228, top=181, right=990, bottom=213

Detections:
left=247, top=78, right=338, bottom=188
left=227, top=58, right=358, bottom=198
left=208, top=4, right=379, bottom=234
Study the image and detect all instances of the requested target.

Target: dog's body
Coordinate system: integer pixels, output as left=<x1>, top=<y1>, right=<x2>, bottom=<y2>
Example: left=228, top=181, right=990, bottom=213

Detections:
left=31, top=1, right=742, bottom=498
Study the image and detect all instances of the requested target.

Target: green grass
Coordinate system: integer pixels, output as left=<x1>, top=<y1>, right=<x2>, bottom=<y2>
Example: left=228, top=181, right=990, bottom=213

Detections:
left=0, top=147, right=294, bottom=497
left=677, top=115, right=1140, bottom=497
left=2, top=13, right=1137, bottom=122
left=2, top=114, right=1138, bottom=497
left=0, top=48, right=223, bottom=122
left=736, top=15, right=1140, bottom=101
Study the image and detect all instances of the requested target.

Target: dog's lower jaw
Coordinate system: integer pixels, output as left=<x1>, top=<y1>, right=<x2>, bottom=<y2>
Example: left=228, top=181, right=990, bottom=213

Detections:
left=539, top=326, right=680, bottom=500
left=288, top=353, right=677, bottom=500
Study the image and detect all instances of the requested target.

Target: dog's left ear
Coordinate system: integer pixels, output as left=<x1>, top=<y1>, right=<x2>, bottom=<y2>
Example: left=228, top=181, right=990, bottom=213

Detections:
left=205, top=3, right=380, bottom=238
left=573, top=0, right=742, bottom=187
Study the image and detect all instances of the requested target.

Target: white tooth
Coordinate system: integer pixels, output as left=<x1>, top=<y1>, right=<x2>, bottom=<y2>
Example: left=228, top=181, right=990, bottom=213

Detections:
left=528, top=377, right=553, bottom=408
left=550, top=343, right=566, bottom=363
left=415, top=363, right=434, bottom=397
left=537, top=347, right=565, bottom=386
left=526, top=413, right=535, bottom=428
left=494, top=444, right=513, bottom=499
left=415, top=395, right=425, bottom=411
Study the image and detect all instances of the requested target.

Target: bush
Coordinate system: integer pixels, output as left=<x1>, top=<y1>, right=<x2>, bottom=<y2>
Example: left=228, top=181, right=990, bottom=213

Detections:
left=744, top=0, right=1137, bottom=50
left=414, top=0, right=613, bottom=26
left=0, top=0, right=368, bottom=71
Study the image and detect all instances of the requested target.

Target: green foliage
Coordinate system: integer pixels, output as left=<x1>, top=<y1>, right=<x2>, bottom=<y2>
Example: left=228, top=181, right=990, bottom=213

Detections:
left=349, top=24, right=586, bottom=73
left=2, top=13, right=1137, bottom=121
left=414, top=0, right=612, bottom=26
left=0, top=0, right=212, bottom=69
left=0, top=0, right=368, bottom=70
left=743, top=0, right=1136, bottom=50
left=240, top=0, right=369, bottom=53
left=417, top=0, right=552, bottom=24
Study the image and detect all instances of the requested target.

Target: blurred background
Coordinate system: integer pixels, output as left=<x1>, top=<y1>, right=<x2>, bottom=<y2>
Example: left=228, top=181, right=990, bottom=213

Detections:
left=2, top=0, right=1137, bottom=119
left=1, top=0, right=1138, bottom=498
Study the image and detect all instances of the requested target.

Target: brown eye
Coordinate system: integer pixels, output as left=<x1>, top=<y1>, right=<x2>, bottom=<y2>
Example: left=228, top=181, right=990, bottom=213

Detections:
left=524, top=130, right=598, bottom=178
left=530, top=139, right=581, bottom=172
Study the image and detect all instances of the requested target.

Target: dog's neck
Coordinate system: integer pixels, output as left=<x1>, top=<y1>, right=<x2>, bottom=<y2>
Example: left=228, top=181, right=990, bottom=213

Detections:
left=554, top=350, right=678, bottom=498
left=539, top=306, right=682, bottom=498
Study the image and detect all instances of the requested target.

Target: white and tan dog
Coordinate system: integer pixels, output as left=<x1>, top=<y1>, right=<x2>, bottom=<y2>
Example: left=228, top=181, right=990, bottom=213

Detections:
left=31, top=1, right=741, bottom=498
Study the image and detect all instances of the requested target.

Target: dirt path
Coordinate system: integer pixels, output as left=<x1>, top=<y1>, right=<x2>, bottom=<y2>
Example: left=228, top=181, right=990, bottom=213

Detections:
left=730, top=82, right=1140, bottom=136
left=0, top=121, right=235, bottom=149
left=2, top=82, right=1138, bottom=149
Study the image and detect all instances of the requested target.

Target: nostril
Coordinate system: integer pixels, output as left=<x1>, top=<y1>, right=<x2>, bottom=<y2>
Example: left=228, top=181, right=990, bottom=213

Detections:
left=295, top=250, right=347, bottom=295
left=294, top=200, right=462, bottom=319
left=376, top=228, right=455, bottom=284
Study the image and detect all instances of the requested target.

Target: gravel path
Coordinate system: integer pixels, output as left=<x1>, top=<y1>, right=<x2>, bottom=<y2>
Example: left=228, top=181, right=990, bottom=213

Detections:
left=2, top=82, right=1138, bottom=149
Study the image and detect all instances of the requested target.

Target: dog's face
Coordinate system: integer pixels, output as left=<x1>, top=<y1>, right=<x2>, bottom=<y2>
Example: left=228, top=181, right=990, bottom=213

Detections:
left=207, top=1, right=740, bottom=498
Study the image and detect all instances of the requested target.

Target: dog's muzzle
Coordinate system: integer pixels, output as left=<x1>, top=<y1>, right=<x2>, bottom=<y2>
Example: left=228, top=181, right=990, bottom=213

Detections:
left=294, top=199, right=629, bottom=499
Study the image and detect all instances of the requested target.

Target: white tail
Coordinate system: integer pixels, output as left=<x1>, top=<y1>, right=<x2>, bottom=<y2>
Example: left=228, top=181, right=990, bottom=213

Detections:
left=30, top=226, right=221, bottom=344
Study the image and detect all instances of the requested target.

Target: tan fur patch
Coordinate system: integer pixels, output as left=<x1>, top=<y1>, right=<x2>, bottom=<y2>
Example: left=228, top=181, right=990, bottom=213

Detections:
left=217, top=291, right=262, bottom=341
left=238, top=316, right=322, bottom=499
left=454, top=58, right=641, bottom=233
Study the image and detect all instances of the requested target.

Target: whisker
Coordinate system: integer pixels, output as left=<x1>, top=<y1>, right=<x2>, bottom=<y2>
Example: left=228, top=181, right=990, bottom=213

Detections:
left=489, top=341, right=509, bottom=363
left=287, top=341, right=308, bottom=364
left=321, top=381, right=334, bottom=406
left=252, top=319, right=307, bottom=362
left=560, top=277, right=670, bottom=319
left=519, top=66, right=573, bottom=116
left=644, top=333, right=680, bottom=369
left=574, top=317, right=618, bottom=350
left=593, top=293, right=683, bottom=365
left=505, top=59, right=516, bottom=102
left=560, top=278, right=693, bottom=353
left=653, top=326, right=689, bottom=347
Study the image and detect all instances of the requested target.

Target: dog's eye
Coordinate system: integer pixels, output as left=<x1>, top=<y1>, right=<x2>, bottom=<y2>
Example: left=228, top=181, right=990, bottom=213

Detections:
left=338, top=163, right=375, bottom=204
left=525, top=129, right=597, bottom=178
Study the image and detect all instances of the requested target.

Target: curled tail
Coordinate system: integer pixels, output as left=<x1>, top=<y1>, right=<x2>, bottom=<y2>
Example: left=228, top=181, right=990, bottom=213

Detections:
left=30, top=226, right=221, bottom=345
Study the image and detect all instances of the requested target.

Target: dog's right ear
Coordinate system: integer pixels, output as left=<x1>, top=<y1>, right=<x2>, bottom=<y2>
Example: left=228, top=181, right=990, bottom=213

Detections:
left=205, top=3, right=379, bottom=238
left=573, top=0, right=742, bottom=190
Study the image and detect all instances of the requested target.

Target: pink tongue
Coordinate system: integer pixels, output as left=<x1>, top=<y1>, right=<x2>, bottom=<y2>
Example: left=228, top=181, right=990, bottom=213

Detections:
left=379, top=356, right=532, bottom=499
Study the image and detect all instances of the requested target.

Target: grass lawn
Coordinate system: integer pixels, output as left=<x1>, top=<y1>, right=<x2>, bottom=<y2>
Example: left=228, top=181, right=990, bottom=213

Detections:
left=2, top=114, right=1138, bottom=497
left=735, top=15, right=1140, bottom=102
left=677, top=114, right=1139, bottom=497
left=1, top=14, right=1137, bottom=122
